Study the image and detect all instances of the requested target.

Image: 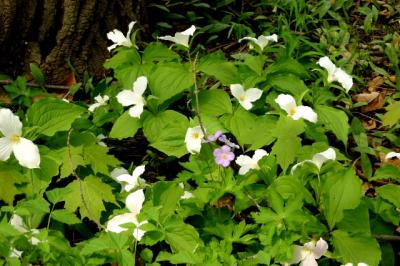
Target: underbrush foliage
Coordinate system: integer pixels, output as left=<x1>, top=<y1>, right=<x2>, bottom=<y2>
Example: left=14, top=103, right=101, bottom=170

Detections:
left=1, top=12, right=400, bottom=266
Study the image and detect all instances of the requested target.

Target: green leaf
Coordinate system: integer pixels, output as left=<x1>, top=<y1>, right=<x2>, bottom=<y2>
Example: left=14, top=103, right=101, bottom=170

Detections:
left=143, top=110, right=189, bottom=157
left=266, top=57, right=309, bottom=78
left=109, top=111, right=142, bottom=139
left=316, top=105, right=349, bottom=145
left=376, top=184, right=400, bottom=208
left=332, top=230, right=381, bottom=266
left=27, top=98, right=86, bottom=137
left=0, top=163, right=24, bottom=204
left=336, top=203, right=371, bottom=234
left=152, top=182, right=182, bottom=220
left=322, top=169, right=362, bottom=229
left=59, top=146, right=87, bottom=178
left=143, top=42, right=180, bottom=63
left=83, top=144, right=120, bottom=175
left=197, top=89, right=232, bottom=116
left=46, top=187, right=73, bottom=204
left=51, top=209, right=81, bottom=225
left=243, top=55, right=266, bottom=76
left=382, top=101, right=400, bottom=127
left=164, top=217, right=202, bottom=253
left=198, top=53, right=241, bottom=85
left=224, top=107, right=276, bottom=150
left=267, top=74, right=309, bottom=98
left=104, top=49, right=141, bottom=70
left=370, top=164, right=400, bottom=181
left=149, top=63, right=193, bottom=103
left=64, top=176, right=117, bottom=221
left=29, top=63, right=45, bottom=87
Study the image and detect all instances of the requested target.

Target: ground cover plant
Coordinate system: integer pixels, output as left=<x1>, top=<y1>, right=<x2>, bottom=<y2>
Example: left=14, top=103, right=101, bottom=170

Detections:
left=0, top=1, right=400, bottom=265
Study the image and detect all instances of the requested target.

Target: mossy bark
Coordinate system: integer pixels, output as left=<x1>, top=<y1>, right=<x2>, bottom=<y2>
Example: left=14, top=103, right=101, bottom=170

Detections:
left=0, top=0, right=147, bottom=84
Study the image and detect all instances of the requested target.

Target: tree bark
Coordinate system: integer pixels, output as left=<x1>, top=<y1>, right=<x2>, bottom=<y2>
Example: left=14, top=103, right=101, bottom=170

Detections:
left=0, top=0, right=147, bottom=84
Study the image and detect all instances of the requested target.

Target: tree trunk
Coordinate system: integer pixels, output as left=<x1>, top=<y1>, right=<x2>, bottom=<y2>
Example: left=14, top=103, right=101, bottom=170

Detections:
left=0, top=0, right=147, bottom=84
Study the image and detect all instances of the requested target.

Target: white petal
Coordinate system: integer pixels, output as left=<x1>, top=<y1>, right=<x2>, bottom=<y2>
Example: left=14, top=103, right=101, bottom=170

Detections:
left=106, top=213, right=136, bottom=233
left=10, top=214, right=28, bottom=233
left=88, top=103, right=101, bottom=112
left=0, top=108, right=22, bottom=137
left=317, top=56, right=336, bottom=76
left=385, top=152, right=400, bottom=160
left=290, top=245, right=305, bottom=264
left=235, top=155, right=252, bottom=167
left=10, top=248, right=23, bottom=258
left=185, top=126, right=204, bottom=154
left=239, top=36, right=258, bottom=44
left=30, top=236, right=40, bottom=245
left=172, top=33, right=190, bottom=47
left=300, top=254, right=318, bottom=266
left=240, top=100, right=253, bottom=110
left=180, top=25, right=196, bottom=36
left=126, top=189, right=145, bottom=215
left=128, top=104, right=144, bottom=118
left=244, top=88, right=263, bottom=102
left=334, top=68, right=353, bottom=92
left=253, top=149, right=269, bottom=162
left=275, top=94, right=297, bottom=115
left=312, top=238, right=328, bottom=259
left=107, top=30, right=127, bottom=45
left=131, top=165, right=145, bottom=179
left=158, top=35, right=177, bottom=43
left=185, top=138, right=202, bottom=154
left=312, top=148, right=336, bottom=169
left=133, top=76, right=148, bottom=96
left=12, top=137, right=40, bottom=168
left=116, top=173, right=135, bottom=184
left=230, top=84, right=245, bottom=100
left=107, top=43, right=119, bottom=52
left=0, top=137, right=13, bottom=161
left=292, top=106, right=318, bottom=123
left=111, top=167, right=129, bottom=179
left=116, top=90, right=141, bottom=107
left=126, top=21, right=136, bottom=40
left=181, top=191, right=194, bottom=199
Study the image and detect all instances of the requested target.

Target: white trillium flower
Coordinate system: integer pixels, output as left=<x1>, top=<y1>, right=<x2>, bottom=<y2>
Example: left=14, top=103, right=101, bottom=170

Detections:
left=111, top=167, right=129, bottom=179
left=275, top=94, right=318, bottom=123
left=88, top=95, right=109, bottom=112
left=158, top=25, right=196, bottom=47
left=385, top=152, right=400, bottom=160
left=230, top=84, right=263, bottom=110
left=116, top=76, right=147, bottom=118
left=179, top=182, right=194, bottom=200
left=115, top=165, right=146, bottom=192
left=107, top=21, right=136, bottom=51
left=290, top=238, right=328, bottom=266
left=106, top=189, right=148, bottom=241
left=96, top=134, right=107, bottom=147
left=292, top=148, right=336, bottom=173
left=10, top=248, right=23, bottom=258
left=342, top=263, right=369, bottom=266
left=239, top=34, right=278, bottom=50
left=236, top=149, right=269, bottom=175
left=317, top=56, right=353, bottom=92
left=185, top=126, right=204, bottom=154
left=10, top=214, right=40, bottom=245
left=0, top=109, right=40, bottom=168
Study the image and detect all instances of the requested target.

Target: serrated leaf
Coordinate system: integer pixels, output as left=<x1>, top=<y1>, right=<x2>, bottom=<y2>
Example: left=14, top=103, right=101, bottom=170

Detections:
left=0, top=163, right=24, bottom=204
left=83, top=144, right=120, bottom=175
left=152, top=182, right=182, bottom=221
left=29, top=63, right=45, bottom=87
left=46, top=187, right=73, bottom=204
left=59, top=146, right=87, bottom=178
left=51, top=209, right=81, bottom=224
left=382, top=101, right=400, bottom=127
left=197, top=89, right=232, bottom=116
left=109, top=111, right=142, bottom=139
left=316, top=105, right=349, bottom=145
left=63, top=176, right=117, bottom=221
left=376, top=184, right=400, bottom=208
left=27, top=98, right=86, bottom=137
left=164, top=217, right=202, bottom=253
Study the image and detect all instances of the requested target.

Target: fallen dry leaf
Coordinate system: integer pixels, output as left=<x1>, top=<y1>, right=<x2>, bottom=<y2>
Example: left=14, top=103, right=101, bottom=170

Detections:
left=389, top=75, right=397, bottom=83
left=361, top=93, right=385, bottom=112
left=362, top=119, right=376, bottom=130
left=367, top=76, right=384, bottom=92
left=353, top=91, right=380, bottom=103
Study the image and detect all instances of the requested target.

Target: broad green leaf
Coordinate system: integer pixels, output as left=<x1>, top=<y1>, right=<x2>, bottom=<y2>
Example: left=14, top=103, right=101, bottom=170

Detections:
left=115, top=64, right=153, bottom=89
left=382, top=101, right=400, bottom=127
left=59, top=146, right=87, bottom=178
left=376, top=184, right=400, bottom=208
left=149, top=63, right=193, bottom=103
left=197, top=89, right=232, bottom=116
left=332, top=230, right=381, bottom=266
left=243, top=55, right=266, bottom=76
left=164, top=217, right=202, bottom=253
left=143, top=42, right=180, bottom=63
left=267, top=74, right=309, bottom=98
left=336, top=203, right=371, bottom=234
left=322, top=169, right=362, bottom=229
left=64, top=176, right=117, bottom=221
left=152, top=182, right=182, bottom=220
left=370, top=164, right=400, bottom=181
left=265, top=57, right=309, bottom=78
left=198, top=53, right=241, bottom=85
left=109, top=111, right=142, bottom=139
left=224, top=107, right=276, bottom=150
left=316, top=105, right=349, bottom=145
left=46, top=187, right=73, bottom=204
left=51, top=209, right=81, bottom=225
left=143, top=110, right=189, bottom=157
left=27, top=98, right=86, bottom=137
left=0, top=163, right=24, bottom=204
left=104, top=49, right=141, bottom=70
left=83, top=144, right=120, bottom=175
left=29, top=63, right=45, bottom=87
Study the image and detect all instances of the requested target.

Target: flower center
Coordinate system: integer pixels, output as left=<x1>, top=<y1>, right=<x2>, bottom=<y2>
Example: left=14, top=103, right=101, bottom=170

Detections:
left=193, top=132, right=200, bottom=139
left=10, top=134, right=21, bottom=144
left=239, top=96, right=246, bottom=101
left=289, top=107, right=297, bottom=116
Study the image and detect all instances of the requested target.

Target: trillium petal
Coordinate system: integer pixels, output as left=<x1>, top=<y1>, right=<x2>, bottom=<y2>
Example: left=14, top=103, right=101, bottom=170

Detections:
left=300, top=254, right=318, bottom=266
left=385, top=152, right=400, bottom=160
left=312, top=148, right=336, bottom=169
left=128, top=104, right=144, bottom=118
left=107, top=43, right=119, bottom=52
left=292, top=106, right=318, bottom=123
left=10, top=214, right=28, bottom=233
left=126, top=21, right=136, bottom=40
left=126, top=189, right=145, bottom=215
left=106, top=213, right=136, bottom=233
left=240, top=100, right=253, bottom=110
left=245, top=88, right=263, bottom=102
left=116, top=173, right=135, bottom=184
left=253, top=149, right=268, bottom=161
left=158, top=35, right=177, bottom=43
left=185, top=126, right=204, bottom=154
left=107, top=30, right=127, bottom=45
left=12, top=137, right=40, bottom=169
left=133, top=76, right=148, bottom=95
left=88, top=103, right=101, bottom=112
left=230, top=84, right=245, bottom=99
left=236, top=155, right=254, bottom=175
left=180, top=25, right=196, bottom=36
left=317, top=56, right=336, bottom=75
left=133, top=225, right=147, bottom=241
left=131, top=165, right=145, bottom=179
left=275, top=94, right=297, bottom=114
left=116, top=90, right=141, bottom=106
left=0, top=137, right=13, bottom=161
left=290, top=245, right=305, bottom=264
left=111, top=167, right=129, bottom=179
left=173, top=34, right=190, bottom=47
left=334, top=68, right=353, bottom=92
left=239, top=37, right=258, bottom=47
left=0, top=108, right=22, bottom=137
left=312, top=238, right=329, bottom=259
left=186, top=138, right=202, bottom=154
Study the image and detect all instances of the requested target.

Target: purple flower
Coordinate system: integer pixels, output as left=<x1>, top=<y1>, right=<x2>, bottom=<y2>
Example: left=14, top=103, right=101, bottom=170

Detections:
left=213, top=145, right=235, bottom=167
left=206, top=131, right=223, bottom=142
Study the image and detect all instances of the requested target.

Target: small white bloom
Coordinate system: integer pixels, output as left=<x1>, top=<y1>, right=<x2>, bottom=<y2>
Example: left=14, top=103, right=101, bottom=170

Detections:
left=88, top=95, right=109, bottom=112
left=317, top=56, right=353, bottom=92
left=342, top=263, right=369, bottom=266
left=96, top=134, right=107, bottom=147
left=111, top=167, right=129, bottom=179
left=385, top=152, right=400, bottom=160
left=230, top=84, right=263, bottom=110
left=158, top=25, right=196, bottom=47
left=115, top=165, right=146, bottom=192
left=289, top=238, right=328, bottom=266
left=236, top=149, right=268, bottom=175
left=10, top=214, right=40, bottom=245
left=10, top=248, right=23, bottom=258
left=179, top=182, right=194, bottom=200
left=184, top=126, right=204, bottom=154
left=107, top=21, right=136, bottom=51
left=275, top=94, right=318, bottom=123
left=116, top=76, right=147, bottom=118
left=292, top=148, right=336, bottom=173
left=106, top=189, right=148, bottom=241
left=239, top=34, right=278, bottom=50
left=0, top=108, right=40, bottom=168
